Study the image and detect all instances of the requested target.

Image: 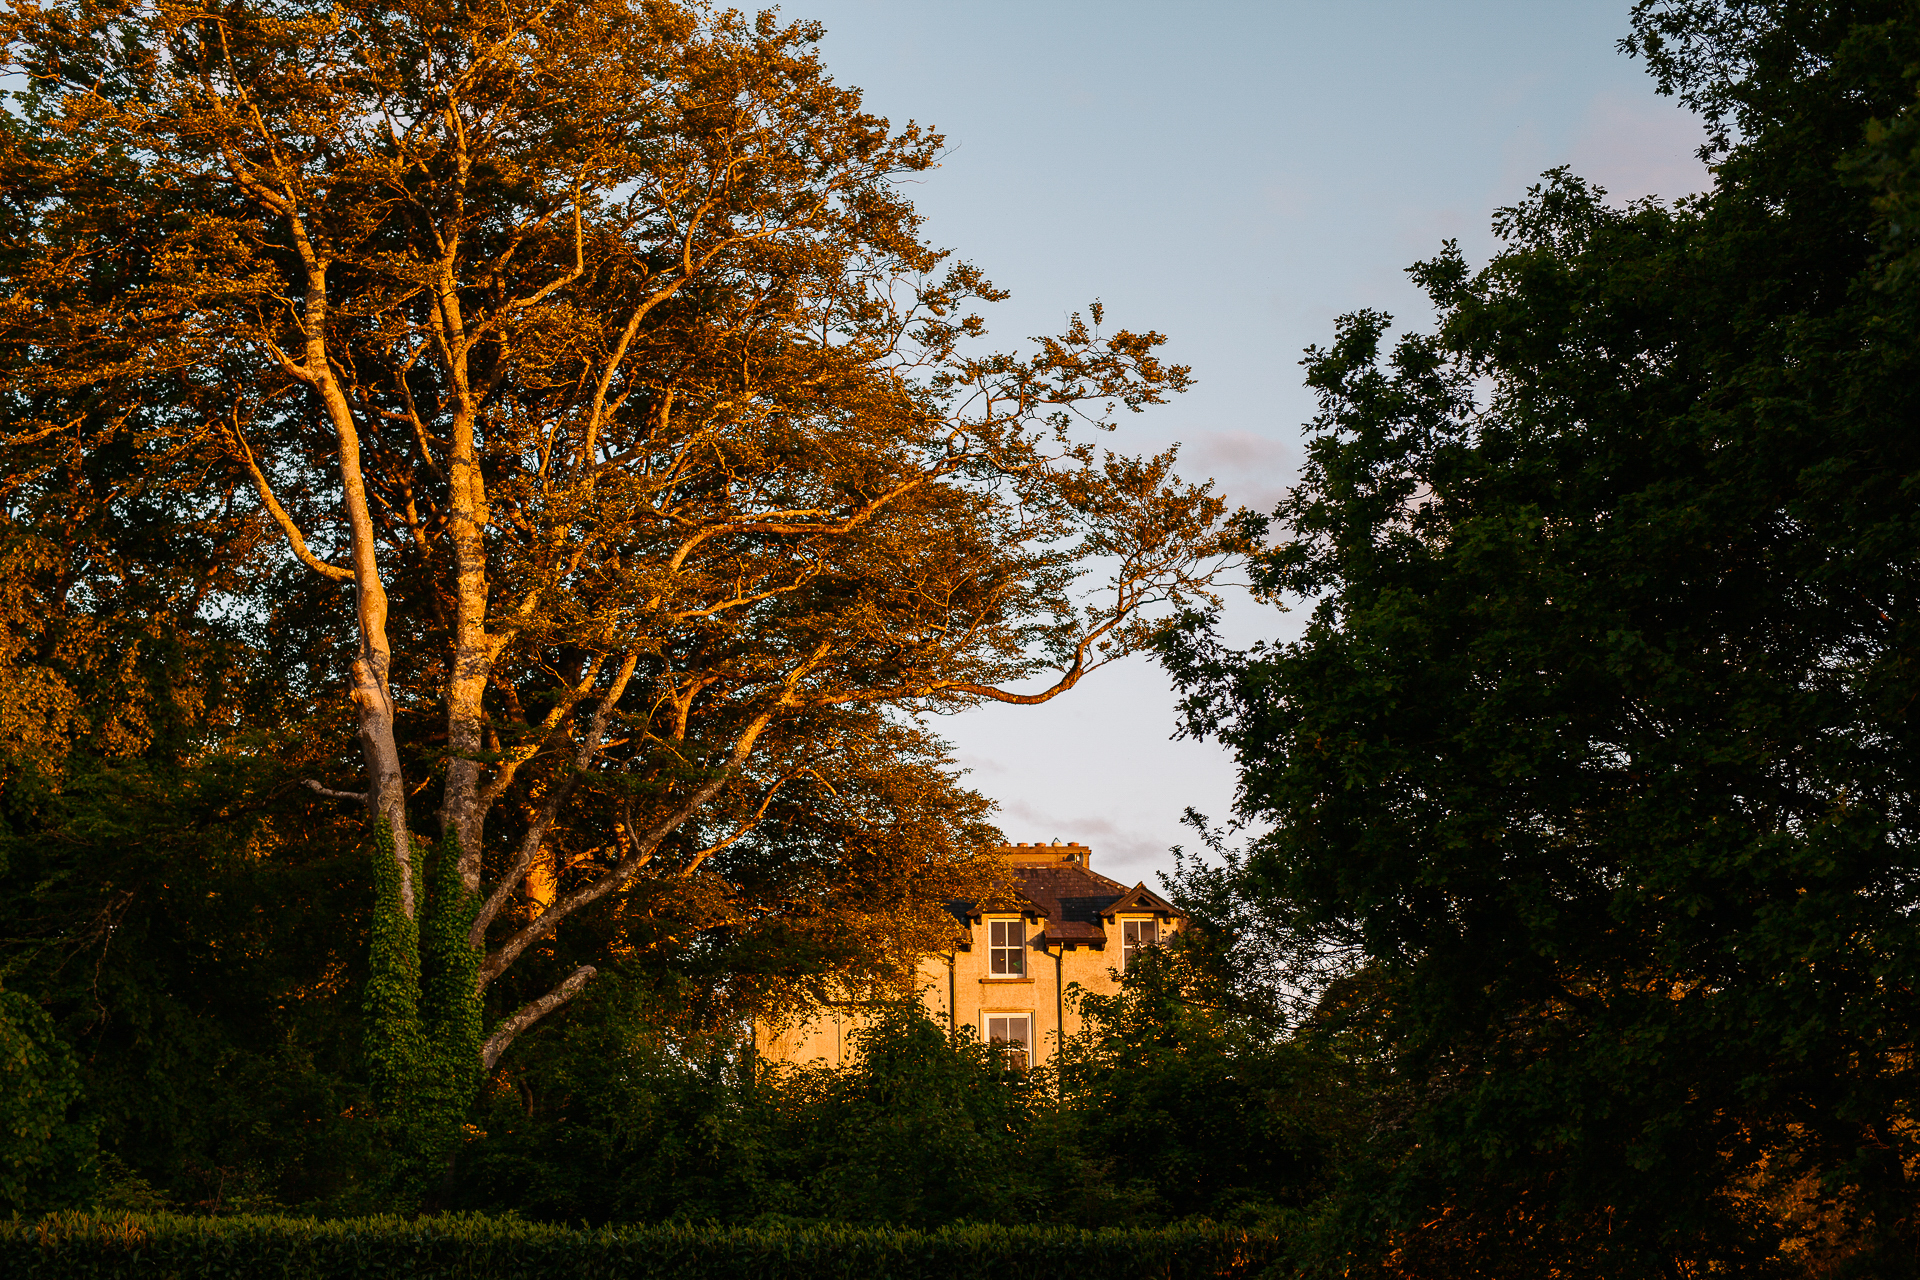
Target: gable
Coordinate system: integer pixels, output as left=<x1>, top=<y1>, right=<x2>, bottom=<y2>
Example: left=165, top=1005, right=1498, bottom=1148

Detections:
left=1102, top=882, right=1180, bottom=919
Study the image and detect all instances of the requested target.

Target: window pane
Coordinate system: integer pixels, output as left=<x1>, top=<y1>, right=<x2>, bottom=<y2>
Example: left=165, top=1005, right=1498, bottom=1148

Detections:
left=1009, top=920, right=1025, bottom=946
left=1006, top=946, right=1024, bottom=975
left=991, top=950, right=1007, bottom=975
left=1121, top=919, right=1157, bottom=967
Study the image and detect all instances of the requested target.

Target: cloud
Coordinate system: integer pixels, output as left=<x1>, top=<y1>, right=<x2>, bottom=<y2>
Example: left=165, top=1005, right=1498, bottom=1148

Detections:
left=1260, top=178, right=1316, bottom=220
left=953, top=749, right=1009, bottom=778
left=1566, top=90, right=1712, bottom=204
left=993, top=798, right=1174, bottom=885
left=1177, top=428, right=1297, bottom=516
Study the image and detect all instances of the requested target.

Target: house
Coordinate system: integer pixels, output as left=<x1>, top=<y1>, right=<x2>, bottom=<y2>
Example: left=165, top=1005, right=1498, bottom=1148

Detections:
left=754, top=841, right=1184, bottom=1069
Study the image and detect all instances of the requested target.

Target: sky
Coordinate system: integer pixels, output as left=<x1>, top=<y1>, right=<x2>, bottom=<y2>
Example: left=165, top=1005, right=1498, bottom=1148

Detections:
left=788, top=0, right=1714, bottom=886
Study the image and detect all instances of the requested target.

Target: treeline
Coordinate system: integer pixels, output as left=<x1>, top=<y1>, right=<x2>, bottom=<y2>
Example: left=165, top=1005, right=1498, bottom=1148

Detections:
left=4, top=933, right=1343, bottom=1230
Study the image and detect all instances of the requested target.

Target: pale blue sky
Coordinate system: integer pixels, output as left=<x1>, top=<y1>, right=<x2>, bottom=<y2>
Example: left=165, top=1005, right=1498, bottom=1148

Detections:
left=791, top=1, right=1711, bottom=883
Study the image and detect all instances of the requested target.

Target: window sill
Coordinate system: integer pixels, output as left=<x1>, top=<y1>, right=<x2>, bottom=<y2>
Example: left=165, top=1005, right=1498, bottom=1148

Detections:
left=979, top=976, right=1035, bottom=984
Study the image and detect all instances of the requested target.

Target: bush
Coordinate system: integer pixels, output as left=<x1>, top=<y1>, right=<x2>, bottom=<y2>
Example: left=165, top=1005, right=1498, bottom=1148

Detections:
left=0, top=986, right=95, bottom=1213
left=456, top=1001, right=1054, bottom=1226
left=1059, top=943, right=1345, bottom=1222
left=0, top=1212, right=1293, bottom=1279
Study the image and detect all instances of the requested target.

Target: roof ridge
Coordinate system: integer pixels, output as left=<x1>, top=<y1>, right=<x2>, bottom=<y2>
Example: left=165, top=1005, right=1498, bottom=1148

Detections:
left=1009, top=864, right=1130, bottom=889
left=1006, top=867, right=1136, bottom=898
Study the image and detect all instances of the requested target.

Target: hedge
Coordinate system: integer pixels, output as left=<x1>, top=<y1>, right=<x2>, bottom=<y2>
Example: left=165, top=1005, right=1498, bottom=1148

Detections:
left=0, top=1213, right=1292, bottom=1278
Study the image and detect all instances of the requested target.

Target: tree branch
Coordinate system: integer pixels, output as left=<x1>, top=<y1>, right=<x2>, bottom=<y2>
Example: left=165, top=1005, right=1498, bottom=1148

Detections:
left=470, top=651, right=641, bottom=947
left=476, top=703, right=787, bottom=988
left=226, top=413, right=353, bottom=582
left=678, top=767, right=833, bottom=879
left=481, top=964, right=596, bottom=1069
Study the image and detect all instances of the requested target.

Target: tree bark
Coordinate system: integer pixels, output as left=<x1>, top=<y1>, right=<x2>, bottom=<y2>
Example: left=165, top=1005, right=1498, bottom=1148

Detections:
left=289, top=222, right=415, bottom=917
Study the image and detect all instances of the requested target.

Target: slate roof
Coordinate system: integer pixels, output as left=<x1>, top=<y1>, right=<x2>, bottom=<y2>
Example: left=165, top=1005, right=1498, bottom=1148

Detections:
left=948, top=860, right=1183, bottom=950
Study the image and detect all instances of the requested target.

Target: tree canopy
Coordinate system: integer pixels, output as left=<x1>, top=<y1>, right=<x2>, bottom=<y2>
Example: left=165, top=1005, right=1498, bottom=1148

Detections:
left=0, top=0, right=1239, bottom=1192
left=1162, top=0, right=1920, bottom=1272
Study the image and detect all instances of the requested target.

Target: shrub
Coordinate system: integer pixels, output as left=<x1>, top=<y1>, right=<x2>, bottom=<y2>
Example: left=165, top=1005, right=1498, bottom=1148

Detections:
left=0, top=1212, right=1293, bottom=1279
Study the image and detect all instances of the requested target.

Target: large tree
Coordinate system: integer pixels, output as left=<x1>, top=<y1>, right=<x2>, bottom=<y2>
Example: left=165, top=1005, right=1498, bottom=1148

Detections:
left=0, top=0, right=1238, bottom=1167
left=1163, top=1, right=1920, bottom=1273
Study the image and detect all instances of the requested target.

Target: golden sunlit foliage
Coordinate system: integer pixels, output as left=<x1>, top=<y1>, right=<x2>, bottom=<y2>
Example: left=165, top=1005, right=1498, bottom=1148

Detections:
left=0, top=0, right=1240, bottom=1139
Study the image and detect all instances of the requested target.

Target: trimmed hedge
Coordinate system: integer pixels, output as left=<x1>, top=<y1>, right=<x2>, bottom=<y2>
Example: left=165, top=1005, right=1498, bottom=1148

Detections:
left=0, top=1213, right=1292, bottom=1278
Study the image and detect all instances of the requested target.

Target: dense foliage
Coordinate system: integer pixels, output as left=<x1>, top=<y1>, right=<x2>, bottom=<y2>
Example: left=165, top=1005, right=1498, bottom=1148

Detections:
left=442, top=950, right=1342, bottom=1229
left=0, top=1214, right=1288, bottom=1280
left=0, top=0, right=1239, bottom=1175
left=1162, top=0, right=1920, bottom=1274
left=0, top=925, right=1342, bottom=1227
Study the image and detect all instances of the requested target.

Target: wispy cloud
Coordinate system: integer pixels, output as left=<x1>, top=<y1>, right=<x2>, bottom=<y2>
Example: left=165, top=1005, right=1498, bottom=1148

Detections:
left=992, top=797, right=1174, bottom=885
left=1178, top=429, right=1297, bottom=517
left=1566, top=90, right=1711, bottom=204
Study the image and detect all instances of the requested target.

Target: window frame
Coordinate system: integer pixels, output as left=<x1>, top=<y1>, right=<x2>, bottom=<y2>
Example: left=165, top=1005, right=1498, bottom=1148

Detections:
left=986, top=916, right=1028, bottom=977
left=1119, top=916, right=1161, bottom=969
left=983, top=1011, right=1032, bottom=1071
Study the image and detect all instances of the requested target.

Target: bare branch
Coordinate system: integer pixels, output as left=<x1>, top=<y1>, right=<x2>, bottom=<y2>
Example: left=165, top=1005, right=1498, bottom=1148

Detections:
left=470, top=651, right=641, bottom=946
left=303, top=779, right=368, bottom=802
left=481, top=964, right=596, bottom=1069
left=226, top=413, right=353, bottom=582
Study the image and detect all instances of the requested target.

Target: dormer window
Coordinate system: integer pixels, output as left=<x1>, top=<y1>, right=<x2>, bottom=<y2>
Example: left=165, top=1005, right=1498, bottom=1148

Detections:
left=1120, top=918, right=1160, bottom=969
left=987, top=918, right=1027, bottom=976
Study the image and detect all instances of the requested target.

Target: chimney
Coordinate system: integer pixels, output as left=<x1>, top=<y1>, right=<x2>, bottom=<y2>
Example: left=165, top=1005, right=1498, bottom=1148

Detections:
left=995, top=842, right=1092, bottom=868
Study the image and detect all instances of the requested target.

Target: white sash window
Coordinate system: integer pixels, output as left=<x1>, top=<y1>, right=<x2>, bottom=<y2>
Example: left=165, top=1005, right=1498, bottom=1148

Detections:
left=988, top=918, right=1026, bottom=976
left=1121, top=918, right=1160, bottom=969
left=985, top=1013, right=1031, bottom=1071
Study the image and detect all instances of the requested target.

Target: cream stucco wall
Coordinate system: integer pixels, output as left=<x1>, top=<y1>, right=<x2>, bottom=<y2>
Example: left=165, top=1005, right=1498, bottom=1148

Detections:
left=754, top=910, right=1177, bottom=1069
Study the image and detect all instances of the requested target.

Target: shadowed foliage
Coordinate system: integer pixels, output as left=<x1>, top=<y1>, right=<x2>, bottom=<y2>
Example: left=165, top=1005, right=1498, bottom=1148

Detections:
left=1160, top=1, right=1920, bottom=1273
